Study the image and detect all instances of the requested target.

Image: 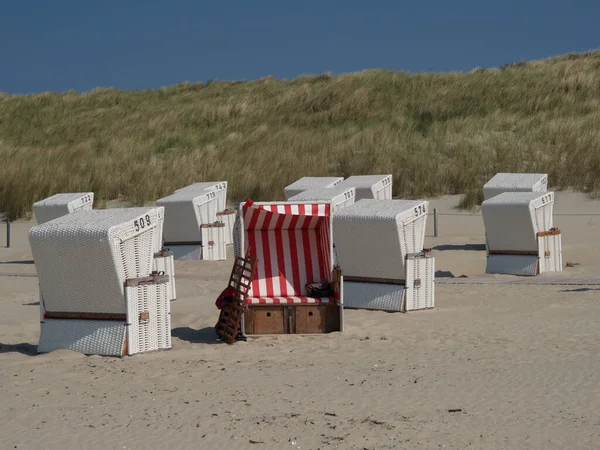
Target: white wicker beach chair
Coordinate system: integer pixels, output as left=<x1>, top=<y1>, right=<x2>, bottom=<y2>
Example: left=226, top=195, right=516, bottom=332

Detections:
left=153, top=247, right=177, bottom=302
left=336, top=175, right=393, bottom=201
left=482, top=191, right=562, bottom=275
left=175, top=181, right=228, bottom=211
left=216, top=209, right=236, bottom=245
left=283, top=177, right=344, bottom=200
left=483, top=173, right=548, bottom=201
left=156, top=189, right=221, bottom=260
left=29, top=207, right=174, bottom=356
left=333, top=199, right=434, bottom=312
left=33, top=192, right=94, bottom=225
left=200, top=223, right=227, bottom=260
left=236, top=199, right=343, bottom=334
left=288, top=186, right=356, bottom=212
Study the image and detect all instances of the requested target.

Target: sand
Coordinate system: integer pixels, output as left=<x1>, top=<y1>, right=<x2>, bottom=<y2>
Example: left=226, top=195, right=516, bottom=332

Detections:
left=2, top=191, right=600, bottom=449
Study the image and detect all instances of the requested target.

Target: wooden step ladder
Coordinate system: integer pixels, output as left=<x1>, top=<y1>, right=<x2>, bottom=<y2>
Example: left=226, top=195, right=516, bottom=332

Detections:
left=215, top=255, right=257, bottom=344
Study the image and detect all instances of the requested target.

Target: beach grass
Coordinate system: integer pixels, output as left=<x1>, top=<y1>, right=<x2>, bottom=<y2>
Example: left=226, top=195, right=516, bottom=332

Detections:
left=1, top=50, right=600, bottom=219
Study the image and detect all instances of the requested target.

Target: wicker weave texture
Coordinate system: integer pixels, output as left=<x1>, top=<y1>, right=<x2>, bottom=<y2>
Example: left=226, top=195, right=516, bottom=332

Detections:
left=151, top=217, right=165, bottom=254
left=483, top=173, right=548, bottom=201
left=29, top=207, right=163, bottom=314
left=482, top=192, right=554, bottom=252
left=333, top=199, right=428, bottom=279
left=486, top=254, right=539, bottom=276
left=343, top=282, right=406, bottom=312
left=157, top=190, right=219, bottom=243
left=284, top=177, right=344, bottom=200
left=538, top=234, right=563, bottom=273
left=33, top=192, right=94, bottom=225
left=126, top=283, right=171, bottom=355
left=337, top=175, right=393, bottom=201
left=405, top=254, right=435, bottom=311
left=288, top=186, right=356, bottom=211
left=153, top=254, right=177, bottom=300
left=218, top=210, right=236, bottom=244
left=175, top=181, right=228, bottom=211
left=38, top=319, right=126, bottom=356
left=201, top=225, right=227, bottom=260
left=39, top=287, right=45, bottom=322
left=156, top=283, right=172, bottom=350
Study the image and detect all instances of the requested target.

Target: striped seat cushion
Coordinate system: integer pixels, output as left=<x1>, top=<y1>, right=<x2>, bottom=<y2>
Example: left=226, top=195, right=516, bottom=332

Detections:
left=246, top=296, right=335, bottom=305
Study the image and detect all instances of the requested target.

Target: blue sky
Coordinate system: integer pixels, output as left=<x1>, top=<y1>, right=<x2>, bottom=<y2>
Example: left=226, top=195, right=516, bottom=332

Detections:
left=1, top=0, right=598, bottom=94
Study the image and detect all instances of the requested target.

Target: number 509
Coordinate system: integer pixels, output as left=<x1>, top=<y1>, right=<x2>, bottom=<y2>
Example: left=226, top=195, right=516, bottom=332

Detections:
left=134, top=215, right=151, bottom=232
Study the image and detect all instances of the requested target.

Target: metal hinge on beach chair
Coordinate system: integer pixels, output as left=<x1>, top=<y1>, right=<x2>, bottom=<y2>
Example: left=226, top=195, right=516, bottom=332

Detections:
left=125, top=271, right=170, bottom=287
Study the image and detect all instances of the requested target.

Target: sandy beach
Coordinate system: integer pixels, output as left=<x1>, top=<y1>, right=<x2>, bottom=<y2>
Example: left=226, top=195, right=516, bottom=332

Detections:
left=2, top=191, right=600, bottom=450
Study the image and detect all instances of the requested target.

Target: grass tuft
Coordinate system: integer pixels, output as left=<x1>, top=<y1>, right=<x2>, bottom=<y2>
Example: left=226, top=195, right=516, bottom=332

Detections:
left=458, top=189, right=485, bottom=210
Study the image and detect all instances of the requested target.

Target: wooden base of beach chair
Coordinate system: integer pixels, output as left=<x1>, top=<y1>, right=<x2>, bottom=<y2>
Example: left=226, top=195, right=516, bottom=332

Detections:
left=243, top=303, right=341, bottom=335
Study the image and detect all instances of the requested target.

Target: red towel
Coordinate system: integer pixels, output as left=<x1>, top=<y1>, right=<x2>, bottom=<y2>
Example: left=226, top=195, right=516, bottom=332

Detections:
left=215, top=287, right=237, bottom=310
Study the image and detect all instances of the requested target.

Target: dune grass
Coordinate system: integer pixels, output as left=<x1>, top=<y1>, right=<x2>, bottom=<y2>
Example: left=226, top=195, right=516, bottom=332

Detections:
left=1, top=50, right=600, bottom=219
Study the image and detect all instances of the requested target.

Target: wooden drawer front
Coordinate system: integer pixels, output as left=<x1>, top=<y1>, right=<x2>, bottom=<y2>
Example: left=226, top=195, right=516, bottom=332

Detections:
left=244, top=304, right=341, bottom=335
left=248, top=306, right=286, bottom=334
left=295, top=305, right=326, bottom=334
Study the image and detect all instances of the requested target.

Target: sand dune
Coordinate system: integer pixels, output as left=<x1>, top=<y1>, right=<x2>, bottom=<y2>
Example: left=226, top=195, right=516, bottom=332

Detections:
left=2, top=192, right=600, bottom=449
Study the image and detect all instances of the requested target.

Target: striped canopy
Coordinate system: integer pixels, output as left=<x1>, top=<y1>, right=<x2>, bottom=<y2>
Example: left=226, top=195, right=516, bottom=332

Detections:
left=241, top=199, right=333, bottom=302
left=243, top=199, right=330, bottom=230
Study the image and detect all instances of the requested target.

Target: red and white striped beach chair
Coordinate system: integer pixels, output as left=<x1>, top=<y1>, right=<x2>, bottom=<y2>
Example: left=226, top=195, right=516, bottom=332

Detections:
left=237, top=199, right=343, bottom=335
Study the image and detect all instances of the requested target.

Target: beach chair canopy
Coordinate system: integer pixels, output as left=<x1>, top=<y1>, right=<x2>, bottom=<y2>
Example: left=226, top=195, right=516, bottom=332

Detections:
left=175, top=181, right=228, bottom=211
left=482, top=191, right=554, bottom=252
left=156, top=190, right=219, bottom=243
left=33, top=192, right=94, bottom=225
left=333, top=199, right=428, bottom=280
left=336, top=175, right=393, bottom=201
left=283, top=177, right=344, bottom=200
left=483, top=173, right=548, bottom=201
left=288, top=186, right=356, bottom=211
left=29, top=207, right=165, bottom=315
left=239, top=199, right=335, bottom=304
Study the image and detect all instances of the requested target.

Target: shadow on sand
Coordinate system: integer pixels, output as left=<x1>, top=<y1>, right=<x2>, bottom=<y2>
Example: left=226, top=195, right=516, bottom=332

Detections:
left=171, top=327, right=224, bottom=345
left=0, top=260, right=35, bottom=265
left=435, top=270, right=468, bottom=279
left=432, top=244, right=486, bottom=252
left=0, top=342, right=38, bottom=356
left=559, top=287, right=600, bottom=293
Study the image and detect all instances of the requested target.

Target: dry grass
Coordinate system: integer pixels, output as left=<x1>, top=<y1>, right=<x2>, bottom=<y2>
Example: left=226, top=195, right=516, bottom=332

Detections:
left=1, top=51, right=600, bottom=219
